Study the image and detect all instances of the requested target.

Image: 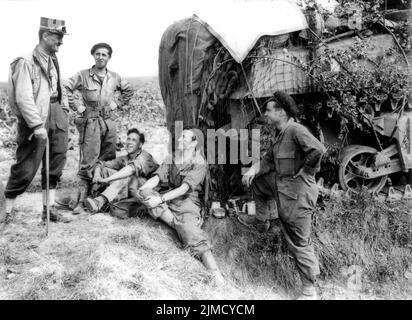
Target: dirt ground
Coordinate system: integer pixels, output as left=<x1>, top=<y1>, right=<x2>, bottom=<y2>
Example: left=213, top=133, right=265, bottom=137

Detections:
left=0, top=123, right=409, bottom=300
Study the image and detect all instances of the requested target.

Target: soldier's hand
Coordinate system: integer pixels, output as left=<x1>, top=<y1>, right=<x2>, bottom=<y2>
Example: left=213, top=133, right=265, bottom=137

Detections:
left=242, top=167, right=256, bottom=188
left=293, top=168, right=312, bottom=187
left=33, top=127, right=48, bottom=140
left=77, top=105, right=86, bottom=114
left=134, top=190, right=145, bottom=202
left=96, top=177, right=109, bottom=184
left=92, top=168, right=102, bottom=184
left=142, top=195, right=162, bottom=208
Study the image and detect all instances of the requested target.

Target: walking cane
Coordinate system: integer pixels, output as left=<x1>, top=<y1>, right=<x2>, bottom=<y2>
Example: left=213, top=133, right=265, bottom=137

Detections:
left=45, top=135, right=50, bottom=237
left=28, top=133, right=50, bottom=236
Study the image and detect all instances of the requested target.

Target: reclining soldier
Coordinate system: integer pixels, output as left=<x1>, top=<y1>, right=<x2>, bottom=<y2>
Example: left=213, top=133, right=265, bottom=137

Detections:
left=84, top=128, right=158, bottom=213
left=136, top=126, right=225, bottom=285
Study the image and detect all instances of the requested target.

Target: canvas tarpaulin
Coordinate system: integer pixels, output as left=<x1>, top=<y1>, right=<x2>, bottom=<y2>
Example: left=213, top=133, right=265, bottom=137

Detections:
left=158, top=17, right=216, bottom=131
left=193, top=0, right=307, bottom=63
left=158, top=1, right=309, bottom=132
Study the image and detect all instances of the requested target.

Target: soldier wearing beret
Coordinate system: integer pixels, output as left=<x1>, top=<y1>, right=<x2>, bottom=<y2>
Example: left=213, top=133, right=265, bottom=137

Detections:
left=64, top=42, right=134, bottom=215
left=241, top=91, right=326, bottom=299
left=3, top=17, right=70, bottom=224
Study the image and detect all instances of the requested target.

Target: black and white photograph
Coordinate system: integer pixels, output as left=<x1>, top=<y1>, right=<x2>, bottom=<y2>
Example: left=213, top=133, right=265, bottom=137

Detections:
left=0, top=0, right=411, bottom=304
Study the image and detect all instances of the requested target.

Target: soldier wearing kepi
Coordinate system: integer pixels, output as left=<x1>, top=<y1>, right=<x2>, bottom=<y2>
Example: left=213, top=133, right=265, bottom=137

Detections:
left=3, top=17, right=70, bottom=224
left=84, top=128, right=159, bottom=213
left=136, top=126, right=225, bottom=285
left=241, top=91, right=326, bottom=299
left=65, top=43, right=134, bottom=214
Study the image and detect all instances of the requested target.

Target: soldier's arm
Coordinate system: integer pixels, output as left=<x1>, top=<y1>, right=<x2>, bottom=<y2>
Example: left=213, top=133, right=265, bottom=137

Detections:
left=96, top=157, right=124, bottom=171
left=64, top=72, right=84, bottom=112
left=116, top=76, right=134, bottom=107
left=159, top=183, right=190, bottom=203
left=158, top=162, right=206, bottom=203
left=293, top=125, right=326, bottom=176
left=12, top=59, right=43, bottom=129
left=99, top=164, right=136, bottom=184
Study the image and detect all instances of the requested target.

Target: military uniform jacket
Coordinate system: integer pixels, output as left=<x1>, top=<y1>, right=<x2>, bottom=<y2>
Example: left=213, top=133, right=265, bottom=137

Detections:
left=154, top=154, right=207, bottom=203
left=258, top=119, right=326, bottom=178
left=65, top=67, right=133, bottom=116
left=8, top=45, right=66, bottom=129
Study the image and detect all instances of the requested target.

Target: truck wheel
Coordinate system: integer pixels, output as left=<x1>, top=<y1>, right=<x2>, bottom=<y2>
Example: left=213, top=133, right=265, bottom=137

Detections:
left=338, top=145, right=388, bottom=194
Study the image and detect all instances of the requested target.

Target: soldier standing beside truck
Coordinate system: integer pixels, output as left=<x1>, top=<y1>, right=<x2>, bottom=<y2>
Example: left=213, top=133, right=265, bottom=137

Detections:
left=64, top=43, right=134, bottom=214
left=242, top=91, right=326, bottom=299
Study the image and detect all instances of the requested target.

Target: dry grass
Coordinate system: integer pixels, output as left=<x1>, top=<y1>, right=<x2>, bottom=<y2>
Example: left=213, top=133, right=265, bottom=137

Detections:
left=313, top=192, right=412, bottom=297
left=1, top=185, right=410, bottom=300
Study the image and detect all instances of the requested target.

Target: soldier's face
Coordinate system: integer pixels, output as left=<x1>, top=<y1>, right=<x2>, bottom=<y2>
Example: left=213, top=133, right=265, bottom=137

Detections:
left=93, top=48, right=111, bottom=69
left=126, top=133, right=141, bottom=154
left=264, top=101, right=283, bottom=125
left=178, top=130, right=196, bottom=151
left=44, top=32, right=64, bottom=53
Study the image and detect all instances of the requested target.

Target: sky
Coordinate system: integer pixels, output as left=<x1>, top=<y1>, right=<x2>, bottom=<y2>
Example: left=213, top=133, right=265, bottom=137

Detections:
left=0, top=0, right=245, bottom=81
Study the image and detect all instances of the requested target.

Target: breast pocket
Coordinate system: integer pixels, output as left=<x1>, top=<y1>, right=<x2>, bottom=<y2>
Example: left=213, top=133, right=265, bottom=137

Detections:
left=83, top=88, right=99, bottom=103
left=275, top=151, right=295, bottom=176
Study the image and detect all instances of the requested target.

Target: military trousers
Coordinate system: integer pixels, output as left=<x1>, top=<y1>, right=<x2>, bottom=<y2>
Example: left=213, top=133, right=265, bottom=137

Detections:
left=251, top=171, right=320, bottom=284
left=139, top=189, right=211, bottom=257
left=99, top=167, right=146, bottom=202
left=5, top=102, right=68, bottom=198
left=74, top=116, right=116, bottom=180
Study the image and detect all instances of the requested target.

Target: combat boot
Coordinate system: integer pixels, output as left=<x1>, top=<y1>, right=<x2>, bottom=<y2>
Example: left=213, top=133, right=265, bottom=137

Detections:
left=296, top=277, right=319, bottom=300
left=42, top=206, right=71, bottom=223
left=200, top=250, right=225, bottom=286
left=267, top=219, right=281, bottom=235
left=237, top=214, right=270, bottom=233
left=72, top=181, right=89, bottom=215
left=84, top=196, right=107, bottom=214
left=296, top=284, right=318, bottom=300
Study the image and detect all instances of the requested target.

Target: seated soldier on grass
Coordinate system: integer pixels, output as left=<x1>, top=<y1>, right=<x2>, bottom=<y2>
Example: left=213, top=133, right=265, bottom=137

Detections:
left=84, top=128, right=159, bottom=213
left=135, top=126, right=225, bottom=285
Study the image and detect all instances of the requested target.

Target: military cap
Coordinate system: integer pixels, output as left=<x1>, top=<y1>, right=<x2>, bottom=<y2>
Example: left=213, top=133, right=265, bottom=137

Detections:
left=39, top=17, right=68, bottom=35
left=267, top=91, right=298, bottom=119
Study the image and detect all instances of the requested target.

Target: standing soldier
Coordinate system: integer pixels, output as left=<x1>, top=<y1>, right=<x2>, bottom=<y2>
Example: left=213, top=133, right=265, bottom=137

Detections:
left=241, top=91, right=326, bottom=299
left=64, top=43, right=134, bottom=214
left=3, top=17, right=70, bottom=224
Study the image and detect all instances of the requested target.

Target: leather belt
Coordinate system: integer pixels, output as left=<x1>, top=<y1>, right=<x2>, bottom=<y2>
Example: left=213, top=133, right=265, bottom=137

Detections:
left=84, top=109, right=112, bottom=119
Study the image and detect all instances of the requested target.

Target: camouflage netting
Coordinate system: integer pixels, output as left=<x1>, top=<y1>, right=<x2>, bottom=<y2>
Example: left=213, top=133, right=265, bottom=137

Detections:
left=158, top=6, right=411, bottom=203
left=158, top=16, right=313, bottom=203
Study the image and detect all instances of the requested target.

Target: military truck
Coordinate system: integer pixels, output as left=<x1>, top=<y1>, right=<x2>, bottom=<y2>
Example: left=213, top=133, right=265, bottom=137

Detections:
left=158, top=0, right=412, bottom=203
